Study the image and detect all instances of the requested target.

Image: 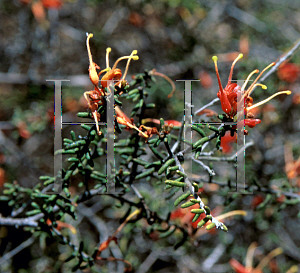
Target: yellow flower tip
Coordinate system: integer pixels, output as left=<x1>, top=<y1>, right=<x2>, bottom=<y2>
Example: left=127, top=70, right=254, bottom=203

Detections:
left=87, top=33, right=93, bottom=39
left=132, top=49, right=138, bottom=55
left=261, top=84, right=267, bottom=89
left=106, top=47, right=111, bottom=53
left=286, top=90, right=292, bottom=95
left=276, top=247, right=283, bottom=255
left=288, top=265, right=299, bottom=273
left=132, top=56, right=139, bottom=61
left=238, top=53, right=243, bottom=59
left=212, top=56, right=218, bottom=62
left=271, top=62, right=276, bottom=66
left=70, top=227, right=77, bottom=234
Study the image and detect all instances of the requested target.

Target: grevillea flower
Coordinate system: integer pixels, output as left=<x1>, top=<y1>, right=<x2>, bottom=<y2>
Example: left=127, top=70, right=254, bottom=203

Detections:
left=229, top=243, right=283, bottom=273
left=212, top=54, right=291, bottom=129
left=85, top=33, right=139, bottom=135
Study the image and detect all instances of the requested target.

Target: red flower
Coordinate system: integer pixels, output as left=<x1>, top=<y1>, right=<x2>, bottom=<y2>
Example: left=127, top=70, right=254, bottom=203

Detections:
left=41, top=0, right=63, bottom=9
left=170, top=204, right=206, bottom=229
left=212, top=54, right=291, bottom=130
left=251, top=195, right=264, bottom=209
left=230, top=259, right=251, bottom=273
left=278, top=62, right=300, bottom=83
left=229, top=244, right=283, bottom=273
left=220, top=131, right=236, bottom=154
left=198, top=71, right=213, bottom=89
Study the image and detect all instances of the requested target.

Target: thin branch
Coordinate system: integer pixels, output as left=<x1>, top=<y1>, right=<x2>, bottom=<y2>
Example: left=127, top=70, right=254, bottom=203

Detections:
left=192, top=158, right=215, bottom=176
left=0, top=214, right=38, bottom=227
left=196, top=141, right=254, bottom=162
left=0, top=236, right=35, bottom=266
left=194, top=98, right=220, bottom=116
left=202, top=243, right=226, bottom=272
left=0, top=186, right=106, bottom=228
left=260, top=38, right=300, bottom=82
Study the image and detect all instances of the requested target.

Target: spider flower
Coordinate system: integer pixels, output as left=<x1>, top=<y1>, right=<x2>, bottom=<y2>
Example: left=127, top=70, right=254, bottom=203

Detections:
left=86, top=33, right=139, bottom=90
left=212, top=54, right=291, bottom=128
left=85, top=33, right=139, bottom=135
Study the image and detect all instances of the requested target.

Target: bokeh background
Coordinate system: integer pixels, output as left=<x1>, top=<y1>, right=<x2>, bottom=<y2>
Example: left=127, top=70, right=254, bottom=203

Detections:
left=0, top=0, right=300, bottom=272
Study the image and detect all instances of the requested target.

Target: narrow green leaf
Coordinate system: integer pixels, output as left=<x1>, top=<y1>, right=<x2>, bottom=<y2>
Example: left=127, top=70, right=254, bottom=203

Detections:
left=135, top=167, right=155, bottom=179
left=181, top=201, right=195, bottom=208
left=158, top=158, right=175, bottom=175
left=174, top=192, right=190, bottom=206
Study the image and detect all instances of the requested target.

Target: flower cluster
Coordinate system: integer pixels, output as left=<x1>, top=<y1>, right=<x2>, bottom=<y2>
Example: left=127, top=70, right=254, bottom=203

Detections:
left=85, top=33, right=139, bottom=135
left=212, top=54, right=291, bottom=132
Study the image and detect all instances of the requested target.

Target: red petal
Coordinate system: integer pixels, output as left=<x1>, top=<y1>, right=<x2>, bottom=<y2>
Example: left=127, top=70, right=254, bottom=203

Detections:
left=41, top=0, right=63, bottom=9
left=165, top=120, right=182, bottom=127
left=229, top=259, right=250, bottom=273
left=220, top=132, right=236, bottom=154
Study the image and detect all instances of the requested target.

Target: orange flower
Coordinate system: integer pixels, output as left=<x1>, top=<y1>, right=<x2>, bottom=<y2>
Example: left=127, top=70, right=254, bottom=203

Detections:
left=31, top=1, right=46, bottom=22
left=284, top=143, right=300, bottom=185
left=98, top=236, right=118, bottom=253
left=46, top=219, right=77, bottom=234
left=84, top=33, right=139, bottom=135
left=142, top=118, right=182, bottom=127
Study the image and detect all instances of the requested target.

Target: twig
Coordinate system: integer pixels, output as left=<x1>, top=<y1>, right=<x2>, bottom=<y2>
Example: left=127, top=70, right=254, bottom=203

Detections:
left=202, top=243, right=226, bottom=272
left=136, top=251, right=161, bottom=273
left=0, top=236, right=35, bottom=266
left=77, top=203, right=109, bottom=240
left=0, top=214, right=38, bottom=227
left=192, top=158, right=215, bottom=176
left=1, top=186, right=106, bottom=228
left=196, top=141, right=254, bottom=162
left=95, top=257, right=132, bottom=272
left=194, top=98, right=220, bottom=116
left=253, top=38, right=300, bottom=92
left=226, top=5, right=267, bottom=32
